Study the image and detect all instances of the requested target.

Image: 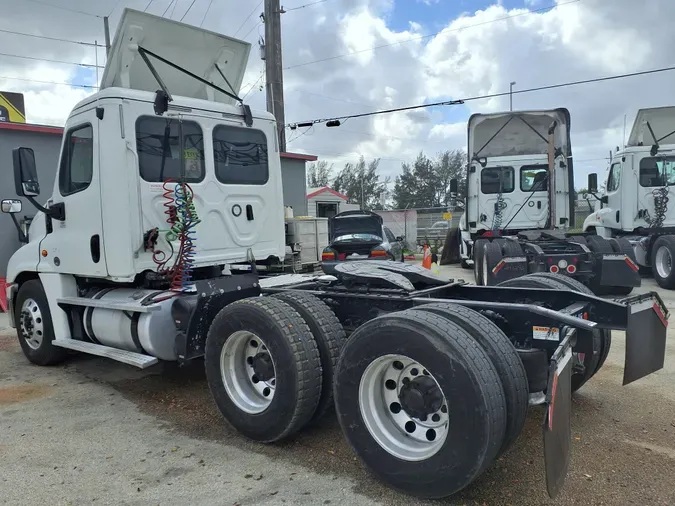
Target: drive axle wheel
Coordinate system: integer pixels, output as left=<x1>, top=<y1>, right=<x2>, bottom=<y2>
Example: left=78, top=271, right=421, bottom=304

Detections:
left=335, top=310, right=506, bottom=499
left=205, top=297, right=322, bottom=442
left=359, top=354, right=450, bottom=461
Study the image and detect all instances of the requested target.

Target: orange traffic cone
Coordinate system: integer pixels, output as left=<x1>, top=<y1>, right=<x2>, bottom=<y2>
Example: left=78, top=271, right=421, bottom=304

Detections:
left=422, top=245, right=432, bottom=269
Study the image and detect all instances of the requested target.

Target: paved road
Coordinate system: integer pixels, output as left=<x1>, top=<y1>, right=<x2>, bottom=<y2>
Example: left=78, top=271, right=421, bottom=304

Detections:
left=1, top=268, right=674, bottom=505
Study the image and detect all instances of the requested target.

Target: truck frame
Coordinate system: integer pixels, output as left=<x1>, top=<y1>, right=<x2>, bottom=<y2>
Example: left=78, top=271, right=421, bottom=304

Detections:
left=583, top=106, right=675, bottom=289
left=457, top=109, right=641, bottom=295
left=0, top=9, right=669, bottom=501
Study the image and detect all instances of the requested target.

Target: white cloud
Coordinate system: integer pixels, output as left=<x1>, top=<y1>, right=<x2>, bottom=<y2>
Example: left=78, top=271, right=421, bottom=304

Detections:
left=2, top=0, right=675, bottom=190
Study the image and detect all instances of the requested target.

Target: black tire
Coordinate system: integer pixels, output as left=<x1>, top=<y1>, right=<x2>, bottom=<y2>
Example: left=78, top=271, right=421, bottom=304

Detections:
left=651, top=235, right=675, bottom=289
left=14, top=280, right=67, bottom=366
left=585, top=235, right=615, bottom=295
left=272, top=292, right=347, bottom=423
left=499, top=274, right=602, bottom=393
left=606, top=238, right=636, bottom=295
left=482, top=241, right=503, bottom=286
left=334, top=310, right=506, bottom=499
left=411, top=303, right=528, bottom=456
left=502, top=239, right=523, bottom=256
left=473, top=238, right=488, bottom=285
left=204, top=297, right=322, bottom=442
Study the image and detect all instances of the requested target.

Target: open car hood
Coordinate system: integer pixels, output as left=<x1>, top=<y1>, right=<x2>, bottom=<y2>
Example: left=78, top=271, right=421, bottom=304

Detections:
left=627, top=107, right=675, bottom=147
left=468, top=108, right=571, bottom=160
left=330, top=214, right=383, bottom=242
left=101, top=8, right=250, bottom=105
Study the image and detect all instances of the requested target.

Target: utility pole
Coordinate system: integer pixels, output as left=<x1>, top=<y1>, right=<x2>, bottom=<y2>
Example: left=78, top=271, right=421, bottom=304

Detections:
left=264, top=0, right=287, bottom=152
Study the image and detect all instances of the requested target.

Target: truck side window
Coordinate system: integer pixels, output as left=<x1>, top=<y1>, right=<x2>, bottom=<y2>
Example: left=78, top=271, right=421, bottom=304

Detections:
left=59, top=124, right=93, bottom=196
left=607, top=162, right=621, bottom=192
left=481, top=167, right=514, bottom=194
left=520, top=165, right=548, bottom=192
left=639, top=157, right=675, bottom=187
left=213, top=125, right=268, bottom=185
left=136, top=117, right=205, bottom=183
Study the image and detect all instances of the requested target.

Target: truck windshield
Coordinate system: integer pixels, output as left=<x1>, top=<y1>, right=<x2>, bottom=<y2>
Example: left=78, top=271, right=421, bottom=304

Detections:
left=639, top=156, right=675, bottom=187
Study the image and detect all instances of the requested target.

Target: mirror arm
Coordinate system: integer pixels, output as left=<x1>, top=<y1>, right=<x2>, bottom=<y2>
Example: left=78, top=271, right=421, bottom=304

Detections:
left=9, top=213, right=27, bottom=243
left=26, top=196, right=65, bottom=221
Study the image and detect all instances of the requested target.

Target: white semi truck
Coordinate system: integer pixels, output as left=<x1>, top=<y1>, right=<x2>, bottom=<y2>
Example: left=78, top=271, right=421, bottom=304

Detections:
left=582, top=106, right=675, bottom=289
left=0, top=9, right=668, bottom=501
left=456, top=109, right=641, bottom=295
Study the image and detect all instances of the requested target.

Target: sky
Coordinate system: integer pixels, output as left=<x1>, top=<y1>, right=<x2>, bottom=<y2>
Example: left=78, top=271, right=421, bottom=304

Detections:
left=1, top=0, right=674, bottom=191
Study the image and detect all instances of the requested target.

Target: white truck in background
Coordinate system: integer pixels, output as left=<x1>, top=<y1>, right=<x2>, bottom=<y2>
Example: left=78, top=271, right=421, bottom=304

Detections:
left=583, top=106, right=675, bottom=288
left=456, top=108, right=640, bottom=295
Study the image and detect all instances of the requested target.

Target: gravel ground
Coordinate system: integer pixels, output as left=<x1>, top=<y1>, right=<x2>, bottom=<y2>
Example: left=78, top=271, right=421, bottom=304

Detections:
left=1, top=266, right=674, bottom=506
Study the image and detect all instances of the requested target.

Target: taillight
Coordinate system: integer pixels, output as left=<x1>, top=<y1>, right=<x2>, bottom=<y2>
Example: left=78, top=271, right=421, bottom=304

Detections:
left=322, top=250, right=336, bottom=261
left=482, top=230, right=494, bottom=237
left=567, top=264, right=577, bottom=274
left=550, top=265, right=559, bottom=273
left=370, top=248, right=388, bottom=258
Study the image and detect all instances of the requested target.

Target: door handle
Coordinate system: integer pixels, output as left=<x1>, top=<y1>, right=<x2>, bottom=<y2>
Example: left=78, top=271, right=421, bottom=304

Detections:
left=246, top=204, right=254, bottom=221
left=537, top=201, right=541, bottom=209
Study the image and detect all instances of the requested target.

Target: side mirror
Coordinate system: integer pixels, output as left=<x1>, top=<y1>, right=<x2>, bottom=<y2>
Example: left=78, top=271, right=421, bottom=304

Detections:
left=395, top=235, right=404, bottom=242
left=1, top=199, right=22, bottom=214
left=450, top=178, right=458, bottom=194
left=588, top=173, right=598, bottom=194
left=12, top=147, right=40, bottom=197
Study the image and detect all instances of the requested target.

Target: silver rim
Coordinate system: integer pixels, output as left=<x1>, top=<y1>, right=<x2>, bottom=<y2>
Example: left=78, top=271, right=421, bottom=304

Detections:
left=220, top=331, right=276, bottom=414
left=655, top=245, right=672, bottom=279
left=19, top=298, right=44, bottom=350
left=358, top=354, right=449, bottom=461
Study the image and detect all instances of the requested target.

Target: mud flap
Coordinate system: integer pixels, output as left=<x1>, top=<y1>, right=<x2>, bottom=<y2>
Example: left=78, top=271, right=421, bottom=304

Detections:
left=624, top=298, right=668, bottom=385
left=543, top=331, right=573, bottom=499
left=491, top=255, right=528, bottom=284
left=598, top=254, right=641, bottom=288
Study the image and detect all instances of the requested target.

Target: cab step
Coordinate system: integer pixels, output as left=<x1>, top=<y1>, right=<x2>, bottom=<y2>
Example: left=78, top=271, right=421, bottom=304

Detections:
left=56, top=297, right=160, bottom=313
left=52, top=339, right=158, bottom=368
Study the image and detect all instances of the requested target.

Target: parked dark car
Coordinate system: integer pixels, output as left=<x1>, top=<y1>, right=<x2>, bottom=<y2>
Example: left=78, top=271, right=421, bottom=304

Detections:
left=321, top=211, right=404, bottom=271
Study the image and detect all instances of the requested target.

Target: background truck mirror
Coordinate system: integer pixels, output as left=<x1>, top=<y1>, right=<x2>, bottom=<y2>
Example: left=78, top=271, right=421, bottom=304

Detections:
left=588, top=173, right=598, bottom=194
left=450, top=178, right=458, bottom=194
left=1, top=199, right=22, bottom=214
left=12, top=147, right=40, bottom=197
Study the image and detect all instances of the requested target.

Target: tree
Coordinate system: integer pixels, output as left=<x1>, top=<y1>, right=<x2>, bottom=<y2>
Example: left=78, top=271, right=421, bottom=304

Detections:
left=392, top=150, right=467, bottom=209
left=306, top=160, right=333, bottom=187
left=332, top=156, right=389, bottom=210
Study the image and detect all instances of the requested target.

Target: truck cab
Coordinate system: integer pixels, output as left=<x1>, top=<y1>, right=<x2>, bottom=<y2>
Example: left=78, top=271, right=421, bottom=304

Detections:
left=459, top=109, right=573, bottom=265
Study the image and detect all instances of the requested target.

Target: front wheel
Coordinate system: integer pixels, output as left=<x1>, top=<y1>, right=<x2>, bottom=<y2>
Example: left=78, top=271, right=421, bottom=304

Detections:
left=651, top=235, right=675, bottom=289
left=14, top=280, right=67, bottom=366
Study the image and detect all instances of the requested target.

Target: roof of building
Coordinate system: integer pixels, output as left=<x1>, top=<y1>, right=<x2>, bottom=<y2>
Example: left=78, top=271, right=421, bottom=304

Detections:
left=0, top=121, right=318, bottom=161
left=307, top=186, right=348, bottom=200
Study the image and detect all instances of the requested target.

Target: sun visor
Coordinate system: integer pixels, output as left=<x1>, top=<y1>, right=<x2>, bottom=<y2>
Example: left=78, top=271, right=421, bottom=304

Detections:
left=468, top=109, right=571, bottom=159
left=627, top=107, right=675, bottom=147
left=101, top=8, right=251, bottom=105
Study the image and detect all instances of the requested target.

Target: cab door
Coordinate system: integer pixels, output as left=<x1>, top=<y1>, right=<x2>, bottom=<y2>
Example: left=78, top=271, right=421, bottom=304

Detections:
left=604, top=160, right=623, bottom=228
left=37, top=109, right=106, bottom=276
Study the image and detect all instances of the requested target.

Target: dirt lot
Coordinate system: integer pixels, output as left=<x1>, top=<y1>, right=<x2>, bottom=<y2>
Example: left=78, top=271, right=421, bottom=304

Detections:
left=1, top=266, right=674, bottom=506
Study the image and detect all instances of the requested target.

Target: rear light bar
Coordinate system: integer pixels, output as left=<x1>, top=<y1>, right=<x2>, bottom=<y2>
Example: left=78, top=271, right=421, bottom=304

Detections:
left=370, top=248, right=388, bottom=258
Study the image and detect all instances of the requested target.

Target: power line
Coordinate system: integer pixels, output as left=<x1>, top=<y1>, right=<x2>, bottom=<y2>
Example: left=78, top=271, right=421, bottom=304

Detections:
left=288, top=64, right=675, bottom=127
left=285, top=0, right=330, bottom=12
left=242, top=72, right=265, bottom=100
left=108, top=0, right=122, bottom=17
left=284, top=0, right=578, bottom=71
left=200, top=0, right=215, bottom=26
left=144, top=0, right=155, bottom=12
left=0, top=75, right=99, bottom=89
left=241, top=21, right=262, bottom=41
left=0, top=51, right=104, bottom=69
left=180, top=0, right=199, bottom=21
left=162, top=0, right=176, bottom=17
left=24, top=0, right=103, bottom=18
left=0, top=27, right=101, bottom=47
left=233, top=1, right=263, bottom=37
left=170, top=0, right=179, bottom=19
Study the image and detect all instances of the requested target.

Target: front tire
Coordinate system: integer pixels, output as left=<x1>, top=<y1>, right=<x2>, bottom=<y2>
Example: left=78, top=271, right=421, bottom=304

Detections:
left=205, top=297, right=322, bottom=442
left=334, top=309, right=506, bottom=498
left=651, top=235, right=675, bottom=289
left=14, top=280, right=67, bottom=366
